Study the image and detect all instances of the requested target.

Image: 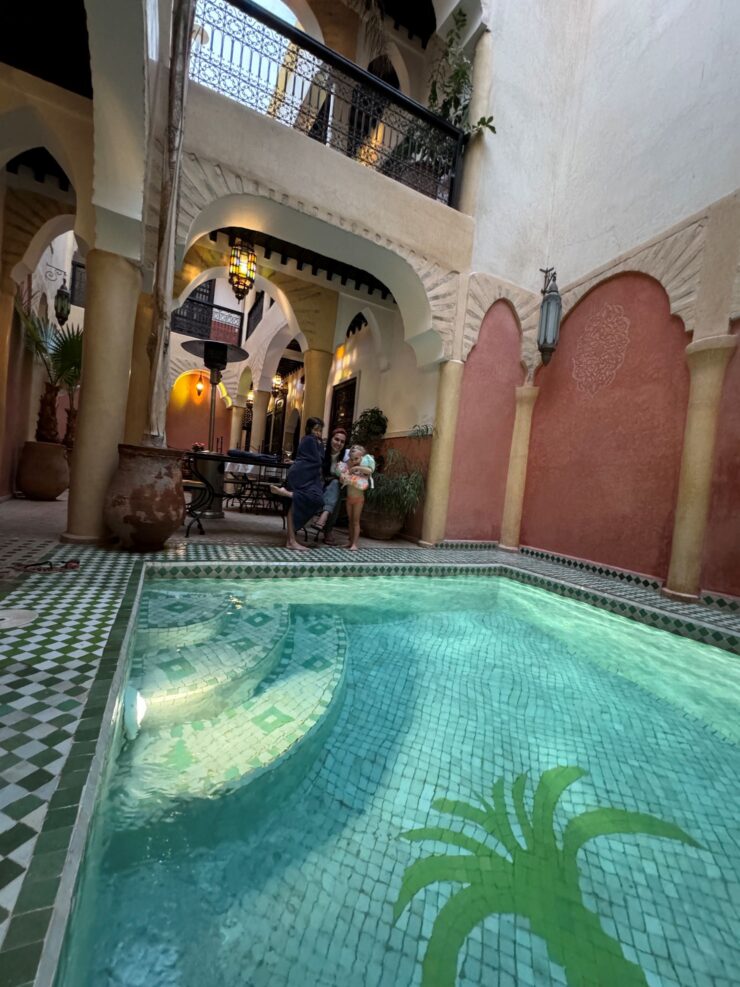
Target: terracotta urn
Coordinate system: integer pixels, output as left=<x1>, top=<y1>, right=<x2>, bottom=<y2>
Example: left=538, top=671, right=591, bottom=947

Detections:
left=104, top=445, right=185, bottom=550
left=360, top=506, right=404, bottom=541
left=16, top=441, right=69, bottom=500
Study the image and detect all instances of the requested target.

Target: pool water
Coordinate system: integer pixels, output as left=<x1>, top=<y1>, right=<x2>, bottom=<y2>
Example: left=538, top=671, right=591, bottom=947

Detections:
left=57, top=576, right=740, bottom=987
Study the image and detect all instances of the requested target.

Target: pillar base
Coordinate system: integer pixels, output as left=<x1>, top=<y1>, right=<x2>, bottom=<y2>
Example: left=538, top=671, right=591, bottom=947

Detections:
left=417, top=539, right=438, bottom=549
left=60, top=531, right=113, bottom=546
left=497, top=544, right=520, bottom=553
left=660, top=586, right=700, bottom=604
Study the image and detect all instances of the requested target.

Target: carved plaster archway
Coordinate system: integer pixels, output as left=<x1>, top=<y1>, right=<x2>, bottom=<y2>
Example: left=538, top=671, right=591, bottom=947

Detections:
left=175, top=157, right=460, bottom=366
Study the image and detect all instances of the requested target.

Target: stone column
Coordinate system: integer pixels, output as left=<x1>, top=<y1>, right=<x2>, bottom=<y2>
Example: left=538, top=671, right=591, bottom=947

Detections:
left=420, top=360, right=464, bottom=545
left=665, top=334, right=737, bottom=599
left=303, top=348, right=333, bottom=424
left=229, top=403, right=244, bottom=451
left=63, top=250, right=141, bottom=543
left=249, top=390, right=270, bottom=452
left=123, top=292, right=154, bottom=444
left=0, top=288, right=16, bottom=489
left=500, top=385, right=540, bottom=550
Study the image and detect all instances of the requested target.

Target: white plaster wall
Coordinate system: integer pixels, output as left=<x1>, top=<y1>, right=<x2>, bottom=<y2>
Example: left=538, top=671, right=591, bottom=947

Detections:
left=474, top=0, right=740, bottom=291
left=31, top=232, right=85, bottom=327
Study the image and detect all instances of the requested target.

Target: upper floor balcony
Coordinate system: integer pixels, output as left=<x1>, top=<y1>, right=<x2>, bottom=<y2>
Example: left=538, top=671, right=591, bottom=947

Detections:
left=190, top=0, right=466, bottom=207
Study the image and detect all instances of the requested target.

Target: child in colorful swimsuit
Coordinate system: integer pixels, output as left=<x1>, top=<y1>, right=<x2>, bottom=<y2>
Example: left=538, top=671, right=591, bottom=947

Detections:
left=335, top=445, right=375, bottom=551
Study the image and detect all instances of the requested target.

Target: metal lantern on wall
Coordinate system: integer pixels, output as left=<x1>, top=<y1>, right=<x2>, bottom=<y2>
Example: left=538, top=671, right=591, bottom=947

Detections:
left=271, top=373, right=284, bottom=398
left=54, top=277, right=71, bottom=327
left=228, top=236, right=257, bottom=302
left=537, top=267, right=562, bottom=365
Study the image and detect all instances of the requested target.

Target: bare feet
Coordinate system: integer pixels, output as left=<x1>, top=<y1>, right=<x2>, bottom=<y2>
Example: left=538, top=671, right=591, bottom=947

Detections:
left=346, top=544, right=359, bottom=552
left=270, top=485, right=292, bottom=498
left=285, top=539, right=309, bottom=551
left=313, top=510, right=330, bottom=531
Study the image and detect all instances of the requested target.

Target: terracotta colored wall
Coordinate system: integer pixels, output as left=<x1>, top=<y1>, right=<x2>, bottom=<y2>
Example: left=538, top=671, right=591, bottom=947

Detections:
left=166, top=373, right=232, bottom=452
left=445, top=301, right=522, bottom=541
left=521, top=274, right=688, bottom=579
left=702, top=320, right=740, bottom=597
left=378, top=434, right=432, bottom=541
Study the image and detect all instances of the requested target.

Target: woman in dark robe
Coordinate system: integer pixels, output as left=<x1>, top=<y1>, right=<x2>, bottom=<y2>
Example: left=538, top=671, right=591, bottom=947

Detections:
left=279, top=417, right=325, bottom=550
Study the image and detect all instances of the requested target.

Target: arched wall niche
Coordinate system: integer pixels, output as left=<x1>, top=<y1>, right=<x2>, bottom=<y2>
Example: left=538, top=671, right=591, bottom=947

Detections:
left=165, top=369, right=232, bottom=451
left=521, top=271, right=689, bottom=580
left=446, top=298, right=523, bottom=541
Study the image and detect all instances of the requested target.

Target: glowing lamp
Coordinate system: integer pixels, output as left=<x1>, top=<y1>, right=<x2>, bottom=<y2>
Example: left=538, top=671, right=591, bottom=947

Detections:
left=196, top=374, right=205, bottom=396
left=228, top=236, right=257, bottom=302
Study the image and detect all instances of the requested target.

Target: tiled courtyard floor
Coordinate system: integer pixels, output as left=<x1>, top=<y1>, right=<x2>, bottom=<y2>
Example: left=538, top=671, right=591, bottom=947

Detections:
left=0, top=495, right=738, bottom=985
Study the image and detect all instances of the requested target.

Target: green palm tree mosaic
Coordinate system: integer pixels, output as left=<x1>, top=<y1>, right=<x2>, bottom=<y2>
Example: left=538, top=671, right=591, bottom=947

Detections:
left=393, top=765, right=701, bottom=987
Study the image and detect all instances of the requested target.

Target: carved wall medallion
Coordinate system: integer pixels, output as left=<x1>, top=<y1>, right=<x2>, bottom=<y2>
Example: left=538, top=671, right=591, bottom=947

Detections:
left=571, top=303, right=631, bottom=395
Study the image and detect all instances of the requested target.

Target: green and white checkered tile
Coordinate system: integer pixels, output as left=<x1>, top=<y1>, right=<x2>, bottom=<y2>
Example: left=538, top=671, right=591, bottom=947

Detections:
left=0, top=541, right=139, bottom=949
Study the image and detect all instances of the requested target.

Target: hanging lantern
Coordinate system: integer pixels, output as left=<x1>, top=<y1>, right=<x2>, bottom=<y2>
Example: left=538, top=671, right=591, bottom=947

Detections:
left=54, top=276, right=71, bottom=327
left=271, top=373, right=284, bottom=397
left=537, top=267, right=562, bottom=365
left=228, top=236, right=257, bottom=302
left=196, top=373, right=205, bottom=396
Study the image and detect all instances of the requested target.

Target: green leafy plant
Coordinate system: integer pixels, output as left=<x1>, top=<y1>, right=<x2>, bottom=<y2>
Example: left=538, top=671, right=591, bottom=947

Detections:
left=427, top=10, right=496, bottom=139
left=16, top=304, right=83, bottom=446
left=366, top=448, right=424, bottom=519
left=394, top=764, right=701, bottom=987
left=350, top=406, right=388, bottom=448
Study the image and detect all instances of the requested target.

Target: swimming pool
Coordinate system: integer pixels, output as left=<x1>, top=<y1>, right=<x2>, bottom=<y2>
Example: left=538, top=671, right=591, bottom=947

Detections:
left=56, top=575, right=740, bottom=986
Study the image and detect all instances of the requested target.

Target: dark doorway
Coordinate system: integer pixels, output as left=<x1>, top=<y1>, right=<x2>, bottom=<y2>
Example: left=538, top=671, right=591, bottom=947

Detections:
left=270, top=399, right=287, bottom=456
left=330, top=378, right=356, bottom=436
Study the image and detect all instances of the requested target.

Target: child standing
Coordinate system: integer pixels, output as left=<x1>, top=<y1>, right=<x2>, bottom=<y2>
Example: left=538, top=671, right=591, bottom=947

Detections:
left=335, top=444, right=375, bottom=551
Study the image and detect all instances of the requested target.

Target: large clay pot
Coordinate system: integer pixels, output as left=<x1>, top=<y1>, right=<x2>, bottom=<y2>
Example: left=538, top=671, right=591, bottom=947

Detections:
left=104, top=445, right=185, bottom=551
left=360, top=506, right=404, bottom=541
left=16, top=441, right=69, bottom=500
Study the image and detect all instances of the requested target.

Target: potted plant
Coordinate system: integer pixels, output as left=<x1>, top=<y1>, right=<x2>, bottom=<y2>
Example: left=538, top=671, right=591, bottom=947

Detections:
left=361, top=448, right=424, bottom=540
left=382, top=11, right=495, bottom=198
left=15, top=306, right=83, bottom=499
left=350, top=406, right=387, bottom=454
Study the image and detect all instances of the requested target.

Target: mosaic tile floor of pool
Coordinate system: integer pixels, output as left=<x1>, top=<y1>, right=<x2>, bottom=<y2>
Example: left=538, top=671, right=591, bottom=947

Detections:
left=0, top=536, right=739, bottom=986
left=57, top=576, right=740, bottom=987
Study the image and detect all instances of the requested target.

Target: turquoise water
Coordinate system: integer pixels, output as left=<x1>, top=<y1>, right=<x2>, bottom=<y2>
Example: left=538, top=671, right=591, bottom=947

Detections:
left=57, top=576, right=740, bottom=987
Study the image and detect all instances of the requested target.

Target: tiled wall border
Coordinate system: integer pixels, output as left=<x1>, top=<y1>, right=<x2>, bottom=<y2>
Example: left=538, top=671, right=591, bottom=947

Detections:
left=5, top=552, right=740, bottom=987
left=519, top=546, right=663, bottom=589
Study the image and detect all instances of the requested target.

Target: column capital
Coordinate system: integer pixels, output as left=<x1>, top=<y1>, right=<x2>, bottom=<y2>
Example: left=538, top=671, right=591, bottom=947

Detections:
left=514, top=384, right=540, bottom=403
left=686, top=332, right=737, bottom=363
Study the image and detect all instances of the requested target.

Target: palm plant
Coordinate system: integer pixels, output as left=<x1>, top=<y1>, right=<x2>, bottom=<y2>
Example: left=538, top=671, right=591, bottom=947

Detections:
left=17, top=305, right=83, bottom=446
left=394, top=765, right=701, bottom=987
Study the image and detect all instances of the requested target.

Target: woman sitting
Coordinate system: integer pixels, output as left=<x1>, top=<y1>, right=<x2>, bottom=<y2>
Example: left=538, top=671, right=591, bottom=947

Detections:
left=270, top=417, right=325, bottom=550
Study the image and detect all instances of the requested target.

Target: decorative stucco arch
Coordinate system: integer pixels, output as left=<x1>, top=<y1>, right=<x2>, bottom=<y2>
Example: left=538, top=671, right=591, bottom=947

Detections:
left=10, top=215, right=89, bottom=285
left=0, top=102, right=95, bottom=248
left=254, top=320, right=308, bottom=391
left=176, top=166, right=459, bottom=367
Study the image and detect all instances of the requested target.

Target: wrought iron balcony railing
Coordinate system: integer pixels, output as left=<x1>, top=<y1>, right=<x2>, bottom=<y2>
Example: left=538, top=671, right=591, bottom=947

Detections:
left=190, top=0, right=466, bottom=205
left=171, top=295, right=244, bottom=346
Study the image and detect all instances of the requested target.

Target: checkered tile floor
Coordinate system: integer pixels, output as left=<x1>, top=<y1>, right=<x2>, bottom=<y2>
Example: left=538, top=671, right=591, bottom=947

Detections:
left=0, top=534, right=738, bottom=977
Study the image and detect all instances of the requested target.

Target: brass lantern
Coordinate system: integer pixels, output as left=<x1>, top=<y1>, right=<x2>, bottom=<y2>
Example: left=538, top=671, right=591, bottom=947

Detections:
left=228, top=236, right=257, bottom=302
left=271, top=373, right=285, bottom=398
left=54, top=276, right=71, bottom=327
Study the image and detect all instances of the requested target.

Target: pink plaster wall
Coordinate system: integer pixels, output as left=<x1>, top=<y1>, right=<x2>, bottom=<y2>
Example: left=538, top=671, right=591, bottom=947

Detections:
left=701, top=320, right=740, bottom=597
left=165, top=374, right=232, bottom=452
left=521, top=274, right=688, bottom=579
left=445, top=300, right=522, bottom=540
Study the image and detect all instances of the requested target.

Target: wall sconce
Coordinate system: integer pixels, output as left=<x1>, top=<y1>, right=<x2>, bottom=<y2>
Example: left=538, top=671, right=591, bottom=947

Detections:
left=271, top=373, right=285, bottom=397
left=196, top=373, right=205, bottom=396
left=246, top=388, right=255, bottom=404
left=54, top=277, right=71, bottom=327
left=537, top=267, right=562, bottom=365
left=228, top=235, right=257, bottom=302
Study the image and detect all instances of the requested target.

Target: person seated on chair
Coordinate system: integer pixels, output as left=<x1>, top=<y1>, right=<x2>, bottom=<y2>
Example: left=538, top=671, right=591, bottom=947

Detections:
left=314, top=427, right=349, bottom=544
